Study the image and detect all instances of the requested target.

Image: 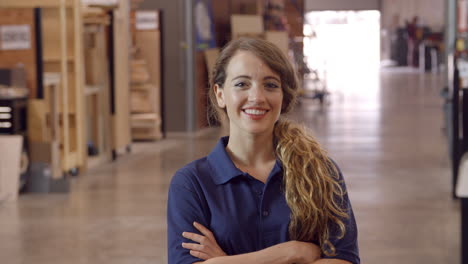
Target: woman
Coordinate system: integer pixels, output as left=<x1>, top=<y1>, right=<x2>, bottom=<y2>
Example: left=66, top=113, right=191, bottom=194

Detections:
left=167, top=37, right=359, bottom=264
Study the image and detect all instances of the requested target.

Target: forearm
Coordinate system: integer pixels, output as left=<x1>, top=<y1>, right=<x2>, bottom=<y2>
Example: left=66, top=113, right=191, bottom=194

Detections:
left=202, top=241, right=302, bottom=264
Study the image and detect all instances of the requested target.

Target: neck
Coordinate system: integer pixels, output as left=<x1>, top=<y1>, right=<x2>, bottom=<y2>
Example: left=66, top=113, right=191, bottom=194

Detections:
left=226, top=130, right=276, bottom=169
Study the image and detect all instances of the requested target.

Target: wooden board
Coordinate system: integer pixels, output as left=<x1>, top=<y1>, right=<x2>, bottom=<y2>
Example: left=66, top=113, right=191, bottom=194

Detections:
left=0, top=135, right=22, bottom=202
left=112, top=0, right=131, bottom=149
left=0, top=0, right=73, bottom=8
left=41, top=8, right=75, bottom=62
left=0, top=8, right=37, bottom=98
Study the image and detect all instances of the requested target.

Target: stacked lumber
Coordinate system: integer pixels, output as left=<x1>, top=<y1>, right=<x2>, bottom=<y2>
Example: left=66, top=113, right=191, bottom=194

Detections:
left=129, top=9, right=163, bottom=141
left=130, top=59, right=162, bottom=140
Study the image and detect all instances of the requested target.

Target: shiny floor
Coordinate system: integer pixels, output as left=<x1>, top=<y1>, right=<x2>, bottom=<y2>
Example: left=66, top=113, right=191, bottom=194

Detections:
left=0, top=68, right=460, bottom=264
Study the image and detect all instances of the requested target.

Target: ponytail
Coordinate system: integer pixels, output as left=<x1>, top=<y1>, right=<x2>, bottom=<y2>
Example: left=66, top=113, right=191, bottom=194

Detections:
left=274, top=119, right=349, bottom=256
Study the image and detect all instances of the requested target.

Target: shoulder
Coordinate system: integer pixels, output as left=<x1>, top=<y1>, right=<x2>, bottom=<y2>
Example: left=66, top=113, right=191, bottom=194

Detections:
left=327, top=157, right=344, bottom=178
left=170, top=156, right=212, bottom=190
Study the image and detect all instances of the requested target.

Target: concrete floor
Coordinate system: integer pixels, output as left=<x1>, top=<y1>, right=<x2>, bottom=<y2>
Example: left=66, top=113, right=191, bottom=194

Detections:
left=0, top=68, right=460, bottom=264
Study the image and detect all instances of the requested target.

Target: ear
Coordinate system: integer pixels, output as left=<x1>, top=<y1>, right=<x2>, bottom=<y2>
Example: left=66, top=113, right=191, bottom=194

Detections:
left=214, top=84, right=226, bottom=108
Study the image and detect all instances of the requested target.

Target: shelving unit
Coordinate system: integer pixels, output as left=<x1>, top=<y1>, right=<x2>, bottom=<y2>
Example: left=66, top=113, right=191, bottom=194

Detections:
left=0, top=0, right=86, bottom=174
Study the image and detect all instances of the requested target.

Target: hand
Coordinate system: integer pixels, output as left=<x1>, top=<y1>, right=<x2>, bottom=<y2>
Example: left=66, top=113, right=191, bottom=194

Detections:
left=288, top=241, right=321, bottom=264
left=182, top=221, right=227, bottom=261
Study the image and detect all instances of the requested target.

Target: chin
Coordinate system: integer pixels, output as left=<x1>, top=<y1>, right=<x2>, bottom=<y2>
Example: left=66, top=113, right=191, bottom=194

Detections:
left=242, top=125, right=274, bottom=136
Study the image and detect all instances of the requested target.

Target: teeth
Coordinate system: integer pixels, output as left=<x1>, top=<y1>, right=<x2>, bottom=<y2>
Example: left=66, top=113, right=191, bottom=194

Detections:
left=244, top=109, right=266, bottom=115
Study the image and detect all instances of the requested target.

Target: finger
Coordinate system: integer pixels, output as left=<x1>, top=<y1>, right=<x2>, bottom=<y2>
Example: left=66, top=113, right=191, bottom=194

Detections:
left=182, top=232, right=206, bottom=243
left=182, top=242, right=206, bottom=252
left=193, top=222, right=214, bottom=239
left=190, top=250, right=210, bottom=260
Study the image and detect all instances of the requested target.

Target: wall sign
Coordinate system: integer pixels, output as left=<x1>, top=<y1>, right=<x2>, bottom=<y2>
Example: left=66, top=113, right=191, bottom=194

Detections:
left=0, top=25, right=31, bottom=50
left=136, top=11, right=159, bottom=30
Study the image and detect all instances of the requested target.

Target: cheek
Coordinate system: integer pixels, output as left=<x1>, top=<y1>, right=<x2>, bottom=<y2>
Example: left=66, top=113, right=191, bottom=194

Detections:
left=224, top=91, right=242, bottom=109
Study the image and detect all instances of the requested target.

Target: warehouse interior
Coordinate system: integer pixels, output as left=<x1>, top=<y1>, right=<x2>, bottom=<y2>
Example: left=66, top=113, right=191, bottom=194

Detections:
left=0, top=0, right=467, bottom=263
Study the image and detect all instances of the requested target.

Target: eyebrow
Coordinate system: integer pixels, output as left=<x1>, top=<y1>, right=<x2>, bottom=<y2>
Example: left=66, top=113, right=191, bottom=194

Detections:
left=231, top=75, right=280, bottom=82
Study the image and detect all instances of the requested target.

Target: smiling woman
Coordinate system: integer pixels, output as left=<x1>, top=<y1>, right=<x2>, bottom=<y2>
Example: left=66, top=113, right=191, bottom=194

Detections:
left=167, top=37, right=360, bottom=264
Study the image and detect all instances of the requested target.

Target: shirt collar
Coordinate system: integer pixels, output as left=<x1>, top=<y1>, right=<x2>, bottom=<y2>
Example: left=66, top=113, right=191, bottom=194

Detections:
left=207, top=137, right=243, bottom=185
left=207, top=136, right=283, bottom=185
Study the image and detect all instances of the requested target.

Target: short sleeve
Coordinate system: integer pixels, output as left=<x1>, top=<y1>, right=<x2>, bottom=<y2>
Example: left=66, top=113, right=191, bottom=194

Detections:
left=322, top=162, right=360, bottom=264
left=167, top=170, right=210, bottom=264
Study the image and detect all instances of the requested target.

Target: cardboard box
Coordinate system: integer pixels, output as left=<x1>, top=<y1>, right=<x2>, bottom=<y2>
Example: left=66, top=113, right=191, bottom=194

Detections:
left=231, top=15, right=264, bottom=39
left=265, top=31, right=289, bottom=56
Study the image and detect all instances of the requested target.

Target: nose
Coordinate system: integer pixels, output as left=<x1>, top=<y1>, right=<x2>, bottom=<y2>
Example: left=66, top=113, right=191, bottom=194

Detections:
left=248, top=84, right=266, bottom=102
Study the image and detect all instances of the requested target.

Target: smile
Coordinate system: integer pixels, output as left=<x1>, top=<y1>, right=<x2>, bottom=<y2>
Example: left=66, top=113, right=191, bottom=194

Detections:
left=243, top=109, right=267, bottom=115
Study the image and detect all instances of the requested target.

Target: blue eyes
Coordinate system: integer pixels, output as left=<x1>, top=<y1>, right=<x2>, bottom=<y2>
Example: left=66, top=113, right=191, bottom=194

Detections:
left=234, top=82, right=280, bottom=89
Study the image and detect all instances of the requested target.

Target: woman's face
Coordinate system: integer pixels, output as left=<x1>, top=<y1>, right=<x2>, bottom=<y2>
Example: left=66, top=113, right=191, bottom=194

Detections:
left=214, top=50, right=283, bottom=137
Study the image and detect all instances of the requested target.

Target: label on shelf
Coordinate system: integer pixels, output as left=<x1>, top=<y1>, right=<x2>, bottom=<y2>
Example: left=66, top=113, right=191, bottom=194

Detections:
left=0, top=25, right=31, bottom=50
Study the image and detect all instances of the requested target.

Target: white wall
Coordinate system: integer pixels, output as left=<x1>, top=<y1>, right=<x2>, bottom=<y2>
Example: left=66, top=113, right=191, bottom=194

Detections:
left=305, top=0, right=380, bottom=11
left=381, top=0, right=445, bottom=30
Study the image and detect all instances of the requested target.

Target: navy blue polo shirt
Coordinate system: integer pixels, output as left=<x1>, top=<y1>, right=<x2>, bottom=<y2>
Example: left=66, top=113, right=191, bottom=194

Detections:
left=167, top=137, right=360, bottom=264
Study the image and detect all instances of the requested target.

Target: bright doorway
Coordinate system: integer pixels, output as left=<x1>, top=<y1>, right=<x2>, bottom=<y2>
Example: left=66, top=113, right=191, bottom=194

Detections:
left=302, top=10, right=381, bottom=109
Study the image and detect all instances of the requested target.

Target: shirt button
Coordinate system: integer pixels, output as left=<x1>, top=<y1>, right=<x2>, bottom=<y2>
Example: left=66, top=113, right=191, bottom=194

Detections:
left=262, top=210, right=269, bottom=217
left=257, top=190, right=263, bottom=196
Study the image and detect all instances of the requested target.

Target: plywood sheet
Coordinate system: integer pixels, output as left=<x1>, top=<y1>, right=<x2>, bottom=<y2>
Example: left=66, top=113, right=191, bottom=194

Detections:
left=0, top=135, right=22, bottom=202
left=0, top=8, right=37, bottom=98
left=112, top=2, right=131, bottom=149
left=41, top=8, right=75, bottom=62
